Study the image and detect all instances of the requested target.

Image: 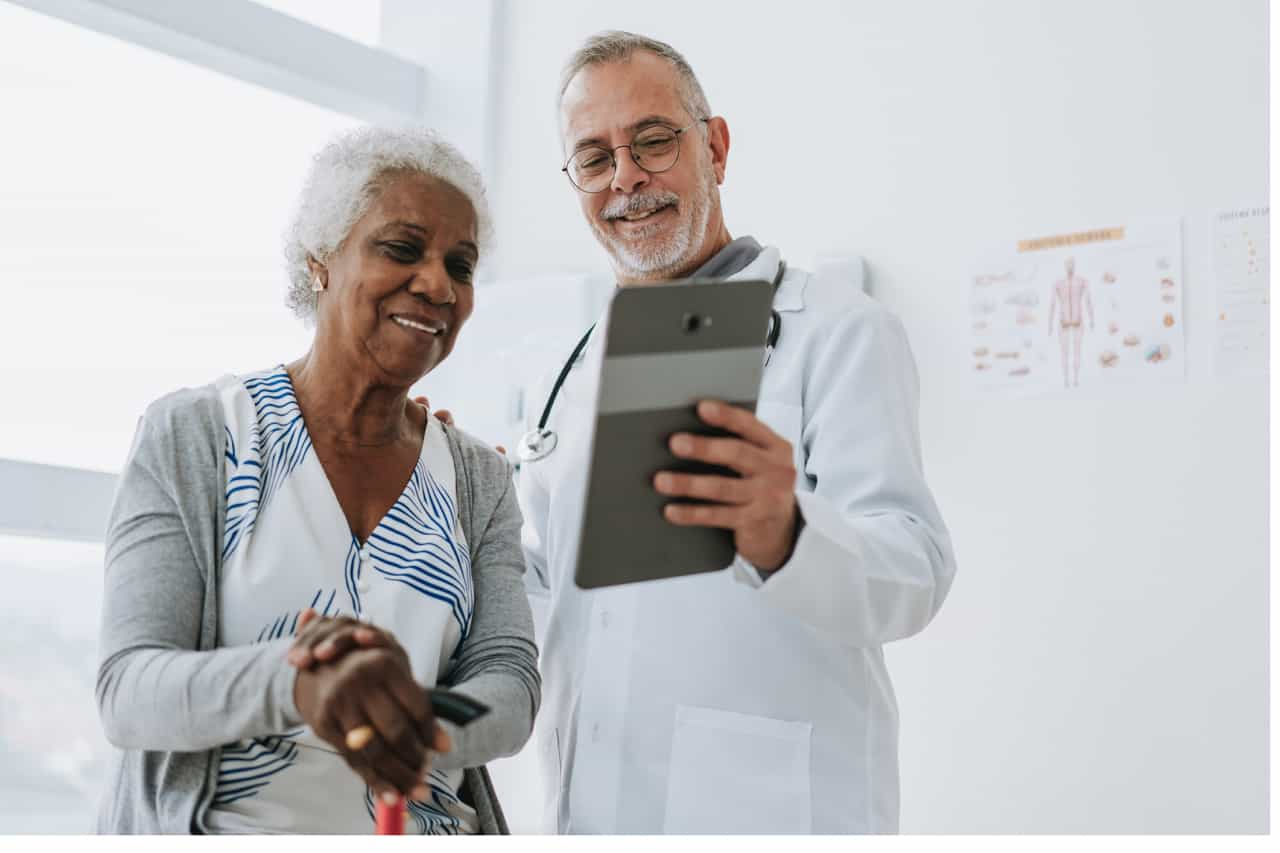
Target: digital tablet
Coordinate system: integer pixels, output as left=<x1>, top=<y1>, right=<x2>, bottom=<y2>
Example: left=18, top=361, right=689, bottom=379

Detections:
left=573, top=278, right=775, bottom=590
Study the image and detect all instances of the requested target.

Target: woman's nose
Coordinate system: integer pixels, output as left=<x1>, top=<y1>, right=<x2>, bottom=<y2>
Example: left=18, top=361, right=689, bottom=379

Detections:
left=411, top=264, right=455, bottom=305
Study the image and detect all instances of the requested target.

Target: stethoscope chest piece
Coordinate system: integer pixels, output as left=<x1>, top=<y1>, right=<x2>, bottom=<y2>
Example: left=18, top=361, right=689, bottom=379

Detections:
left=517, top=426, right=558, bottom=464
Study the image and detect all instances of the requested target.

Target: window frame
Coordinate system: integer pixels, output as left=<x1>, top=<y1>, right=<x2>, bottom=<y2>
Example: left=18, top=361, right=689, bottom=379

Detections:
left=8, top=0, right=425, bottom=123
left=0, top=0, right=444, bottom=542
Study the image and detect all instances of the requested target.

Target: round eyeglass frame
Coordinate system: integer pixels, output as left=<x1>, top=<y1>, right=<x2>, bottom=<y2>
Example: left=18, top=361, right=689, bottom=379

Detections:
left=561, top=118, right=709, bottom=193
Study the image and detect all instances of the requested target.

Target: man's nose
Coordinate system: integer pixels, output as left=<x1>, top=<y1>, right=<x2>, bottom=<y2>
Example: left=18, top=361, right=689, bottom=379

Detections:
left=610, top=149, right=649, bottom=194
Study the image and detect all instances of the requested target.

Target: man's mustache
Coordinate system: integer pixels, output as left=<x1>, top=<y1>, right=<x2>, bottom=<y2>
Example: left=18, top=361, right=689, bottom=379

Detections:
left=600, top=190, right=680, bottom=220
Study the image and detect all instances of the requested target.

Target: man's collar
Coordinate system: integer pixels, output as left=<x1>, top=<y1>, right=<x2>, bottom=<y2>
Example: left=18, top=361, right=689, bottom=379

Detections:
left=690, top=235, right=765, bottom=280
left=728, top=244, right=806, bottom=313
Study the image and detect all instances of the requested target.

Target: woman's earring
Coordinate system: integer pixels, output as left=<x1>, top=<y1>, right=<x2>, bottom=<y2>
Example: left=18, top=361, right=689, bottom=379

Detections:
left=312, top=276, right=325, bottom=293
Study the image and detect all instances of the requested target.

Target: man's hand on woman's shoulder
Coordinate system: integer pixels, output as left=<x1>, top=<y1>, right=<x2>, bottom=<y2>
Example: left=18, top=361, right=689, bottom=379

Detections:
left=412, top=395, right=506, bottom=455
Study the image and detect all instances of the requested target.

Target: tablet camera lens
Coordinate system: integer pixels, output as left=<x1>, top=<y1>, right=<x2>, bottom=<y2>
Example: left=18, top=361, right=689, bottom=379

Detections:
left=682, top=313, right=711, bottom=333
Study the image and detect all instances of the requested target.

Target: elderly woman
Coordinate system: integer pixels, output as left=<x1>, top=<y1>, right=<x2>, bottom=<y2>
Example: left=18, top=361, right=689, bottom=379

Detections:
left=95, top=126, right=538, bottom=834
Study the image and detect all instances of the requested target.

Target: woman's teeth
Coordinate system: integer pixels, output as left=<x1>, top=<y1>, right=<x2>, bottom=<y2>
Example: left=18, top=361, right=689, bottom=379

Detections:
left=392, top=316, right=443, bottom=335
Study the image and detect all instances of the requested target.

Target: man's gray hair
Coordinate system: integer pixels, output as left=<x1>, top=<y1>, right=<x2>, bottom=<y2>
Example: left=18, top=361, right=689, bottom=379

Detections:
left=558, top=30, right=712, bottom=124
left=283, top=125, right=493, bottom=324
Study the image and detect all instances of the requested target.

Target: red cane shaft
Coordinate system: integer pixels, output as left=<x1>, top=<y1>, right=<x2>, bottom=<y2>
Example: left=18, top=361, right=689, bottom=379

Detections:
left=375, top=797, right=405, bottom=834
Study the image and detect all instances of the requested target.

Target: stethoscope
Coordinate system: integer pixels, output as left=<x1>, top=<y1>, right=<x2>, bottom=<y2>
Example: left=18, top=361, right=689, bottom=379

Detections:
left=516, top=261, right=787, bottom=465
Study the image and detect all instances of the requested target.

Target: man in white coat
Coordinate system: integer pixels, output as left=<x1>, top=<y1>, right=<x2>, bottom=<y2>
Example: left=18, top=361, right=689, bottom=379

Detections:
left=519, top=31, right=957, bottom=834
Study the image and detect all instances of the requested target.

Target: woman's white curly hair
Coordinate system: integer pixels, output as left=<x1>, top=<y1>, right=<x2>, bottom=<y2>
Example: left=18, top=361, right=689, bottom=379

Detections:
left=283, top=125, right=493, bottom=324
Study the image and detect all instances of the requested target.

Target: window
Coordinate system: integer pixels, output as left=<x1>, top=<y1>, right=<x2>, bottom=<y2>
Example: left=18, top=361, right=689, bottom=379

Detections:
left=0, top=1, right=548, bottom=835
left=0, top=1, right=363, bottom=833
left=0, top=535, right=107, bottom=833
left=0, top=2, right=357, bottom=473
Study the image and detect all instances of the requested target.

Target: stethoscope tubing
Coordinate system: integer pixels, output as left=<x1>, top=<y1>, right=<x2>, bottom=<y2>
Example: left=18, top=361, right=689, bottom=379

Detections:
left=519, top=260, right=786, bottom=464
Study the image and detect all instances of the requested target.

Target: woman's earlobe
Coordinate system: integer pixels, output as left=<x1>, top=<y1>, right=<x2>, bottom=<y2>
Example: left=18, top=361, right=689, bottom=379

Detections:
left=306, top=254, right=328, bottom=290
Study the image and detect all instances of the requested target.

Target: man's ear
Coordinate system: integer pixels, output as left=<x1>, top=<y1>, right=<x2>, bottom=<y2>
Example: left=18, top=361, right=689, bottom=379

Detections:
left=705, top=116, right=730, bottom=185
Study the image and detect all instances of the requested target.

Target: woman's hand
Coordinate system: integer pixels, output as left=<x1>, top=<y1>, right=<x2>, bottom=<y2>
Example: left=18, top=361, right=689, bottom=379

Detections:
left=289, top=612, right=450, bottom=802
left=288, top=609, right=406, bottom=670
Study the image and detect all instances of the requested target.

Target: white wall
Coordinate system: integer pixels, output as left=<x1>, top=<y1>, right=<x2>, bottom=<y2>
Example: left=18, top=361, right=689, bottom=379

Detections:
left=473, top=0, right=1269, bottom=834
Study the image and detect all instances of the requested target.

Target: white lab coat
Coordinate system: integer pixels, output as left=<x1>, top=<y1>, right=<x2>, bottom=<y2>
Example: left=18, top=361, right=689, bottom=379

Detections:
left=518, top=246, right=957, bottom=834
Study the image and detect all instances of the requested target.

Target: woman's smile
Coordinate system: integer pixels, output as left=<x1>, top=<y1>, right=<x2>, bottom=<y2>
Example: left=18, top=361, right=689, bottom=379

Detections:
left=390, top=313, right=447, bottom=337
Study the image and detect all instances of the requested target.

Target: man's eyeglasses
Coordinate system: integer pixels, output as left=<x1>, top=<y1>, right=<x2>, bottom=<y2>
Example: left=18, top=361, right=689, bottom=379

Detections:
left=562, top=119, right=708, bottom=193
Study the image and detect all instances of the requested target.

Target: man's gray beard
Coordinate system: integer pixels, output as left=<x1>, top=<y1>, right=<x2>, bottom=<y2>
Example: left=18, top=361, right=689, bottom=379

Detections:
left=597, top=170, right=716, bottom=281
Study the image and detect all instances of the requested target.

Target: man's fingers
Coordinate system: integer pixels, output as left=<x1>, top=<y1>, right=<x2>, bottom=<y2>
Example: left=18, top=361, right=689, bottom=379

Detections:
left=662, top=502, right=741, bottom=530
left=653, top=471, right=751, bottom=505
left=414, top=395, right=455, bottom=426
left=668, top=432, right=770, bottom=475
left=695, top=399, right=782, bottom=449
left=297, top=608, right=318, bottom=631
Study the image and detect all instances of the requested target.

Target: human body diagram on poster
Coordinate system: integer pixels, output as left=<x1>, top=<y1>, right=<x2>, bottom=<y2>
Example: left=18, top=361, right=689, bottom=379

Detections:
left=968, top=219, right=1184, bottom=395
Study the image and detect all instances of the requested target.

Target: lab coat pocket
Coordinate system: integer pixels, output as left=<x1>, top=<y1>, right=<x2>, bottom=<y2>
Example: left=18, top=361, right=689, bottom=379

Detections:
left=662, top=704, right=813, bottom=834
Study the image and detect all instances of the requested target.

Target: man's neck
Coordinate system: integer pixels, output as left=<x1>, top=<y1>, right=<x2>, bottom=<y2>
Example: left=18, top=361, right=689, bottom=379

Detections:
left=616, top=227, right=733, bottom=286
left=676, top=229, right=734, bottom=278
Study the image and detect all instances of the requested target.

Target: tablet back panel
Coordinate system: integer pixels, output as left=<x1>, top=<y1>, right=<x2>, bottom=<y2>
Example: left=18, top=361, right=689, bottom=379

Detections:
left=573, top=278, right=774, bottom=589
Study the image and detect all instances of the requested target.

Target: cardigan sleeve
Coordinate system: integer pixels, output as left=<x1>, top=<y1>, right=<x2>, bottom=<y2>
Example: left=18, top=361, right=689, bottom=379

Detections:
left=96, top=405, right=303, bottom=751
left=433, top=432, right=540, bottom=771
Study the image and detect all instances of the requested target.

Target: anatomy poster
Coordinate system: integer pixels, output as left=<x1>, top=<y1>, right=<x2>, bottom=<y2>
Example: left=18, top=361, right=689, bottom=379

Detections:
left=968, top=219, right=1185, bottom=394
left=1211, top=206, right=1269, bottom=378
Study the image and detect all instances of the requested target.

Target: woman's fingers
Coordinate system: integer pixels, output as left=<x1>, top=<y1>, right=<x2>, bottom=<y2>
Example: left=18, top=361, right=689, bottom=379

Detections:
left=339, top=649, right=433, bottom=799
left=330, top=700, right=399, bottom=801
left=312, top=625, right=390, bottom=665
left=288, top=615, right=353, bottom=666
left=292, top=628, right=436, bottom=799
left=368, top=656, right=439, bottom=771
left=288, top=616, right=385, bottom=668
left=381, top=675, right=443, bottom=766
left=360, top=687, right=432, bottom=798
left=331, top=688, right=424, bottom=801
left=345, top=724, right=375, bottom=751
left=304, top=689, right=388, bottom=796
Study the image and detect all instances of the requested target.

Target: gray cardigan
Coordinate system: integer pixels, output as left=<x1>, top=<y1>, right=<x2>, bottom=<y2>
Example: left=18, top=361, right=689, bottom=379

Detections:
left=95, top=381, right=540, bottom=834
